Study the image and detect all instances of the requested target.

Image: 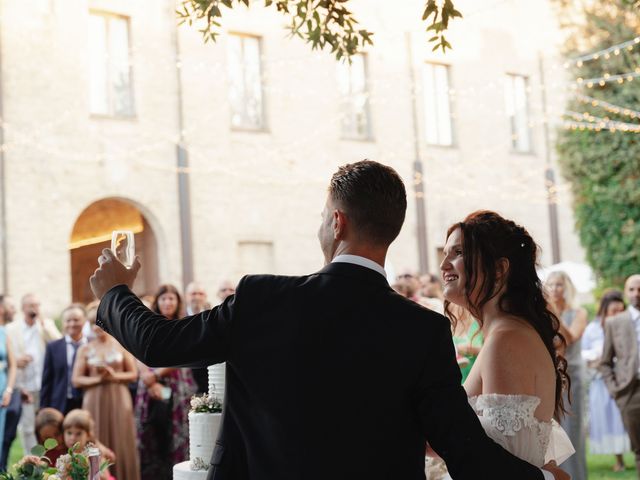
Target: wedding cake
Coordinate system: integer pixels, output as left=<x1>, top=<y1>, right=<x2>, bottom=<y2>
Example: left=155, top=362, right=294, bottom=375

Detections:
left=173, top=365, right=224, bottom=480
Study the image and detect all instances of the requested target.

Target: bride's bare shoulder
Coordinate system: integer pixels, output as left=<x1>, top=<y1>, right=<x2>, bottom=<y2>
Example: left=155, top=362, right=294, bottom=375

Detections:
left=479, top=320, right=554, bottom=395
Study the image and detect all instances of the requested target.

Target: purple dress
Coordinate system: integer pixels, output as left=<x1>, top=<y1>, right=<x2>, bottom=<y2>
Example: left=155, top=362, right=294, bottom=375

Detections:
left=135, top=368, right=196, bottom=480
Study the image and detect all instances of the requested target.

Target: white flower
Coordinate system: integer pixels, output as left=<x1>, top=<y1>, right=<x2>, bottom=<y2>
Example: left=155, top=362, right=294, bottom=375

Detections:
left=190, top=457, right=208, bottom=471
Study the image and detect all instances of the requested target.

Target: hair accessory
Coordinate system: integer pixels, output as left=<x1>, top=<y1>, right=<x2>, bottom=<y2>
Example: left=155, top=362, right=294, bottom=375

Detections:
left=520, top=242, right=525, bottom=248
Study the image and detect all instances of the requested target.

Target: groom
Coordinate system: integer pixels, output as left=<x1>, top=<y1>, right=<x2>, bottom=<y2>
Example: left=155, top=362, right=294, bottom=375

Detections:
left=90, top=160, right=566, bottom=480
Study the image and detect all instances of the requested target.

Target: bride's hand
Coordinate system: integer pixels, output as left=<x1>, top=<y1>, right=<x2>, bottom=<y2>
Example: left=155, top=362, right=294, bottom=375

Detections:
left=542, top=461, right=570, bottom=480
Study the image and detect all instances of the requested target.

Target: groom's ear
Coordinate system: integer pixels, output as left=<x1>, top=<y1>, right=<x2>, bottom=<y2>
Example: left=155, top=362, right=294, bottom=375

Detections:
left=333, top=209, right=347, bottom=240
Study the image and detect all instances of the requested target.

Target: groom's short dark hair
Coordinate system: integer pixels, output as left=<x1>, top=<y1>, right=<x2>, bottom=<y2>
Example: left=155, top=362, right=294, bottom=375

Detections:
left=329, top=160, right=407, bottom=246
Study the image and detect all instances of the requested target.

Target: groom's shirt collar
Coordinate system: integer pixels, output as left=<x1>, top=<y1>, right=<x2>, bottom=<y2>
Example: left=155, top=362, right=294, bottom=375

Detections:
left=332, top=254, right=386, bottom=279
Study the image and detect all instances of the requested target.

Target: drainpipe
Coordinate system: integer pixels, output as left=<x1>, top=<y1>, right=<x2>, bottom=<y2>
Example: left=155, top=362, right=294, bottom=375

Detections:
left=406, top=33, right=430, bottom=274
left=172, top=4, right=194, bottom=290
left=538, top=53, right=561, bottom=264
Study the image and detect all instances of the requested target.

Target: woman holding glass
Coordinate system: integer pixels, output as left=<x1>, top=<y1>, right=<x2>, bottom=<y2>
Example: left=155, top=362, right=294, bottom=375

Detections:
left=135, top=284, right=197, bottom=480
left=72, top=309, right=140, bottom=480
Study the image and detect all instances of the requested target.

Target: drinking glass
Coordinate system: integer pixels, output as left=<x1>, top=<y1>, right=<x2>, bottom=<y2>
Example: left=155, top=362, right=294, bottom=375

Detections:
left=111, top=230, right=135, bottom=268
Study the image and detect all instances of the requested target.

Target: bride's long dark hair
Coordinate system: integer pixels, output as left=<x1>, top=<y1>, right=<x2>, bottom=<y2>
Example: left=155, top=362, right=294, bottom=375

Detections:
left=444, top=210, right=569, bottom=418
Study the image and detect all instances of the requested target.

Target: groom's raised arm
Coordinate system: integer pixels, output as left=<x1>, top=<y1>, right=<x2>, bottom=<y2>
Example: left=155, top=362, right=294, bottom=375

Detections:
left=97, top=284, right=235, bottom=368
left=416, top=316, right=551, bottom=480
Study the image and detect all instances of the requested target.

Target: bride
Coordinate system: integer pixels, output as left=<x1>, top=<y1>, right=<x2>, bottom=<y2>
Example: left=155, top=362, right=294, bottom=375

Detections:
left=439, top=210, right=574, bottom=470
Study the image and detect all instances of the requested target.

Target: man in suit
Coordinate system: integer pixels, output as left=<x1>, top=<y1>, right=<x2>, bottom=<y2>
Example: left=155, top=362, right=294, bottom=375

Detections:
left=601, top=273, right=640, bottom=476
left=186, top=281, right=212, bottom=394
left=40, top=304, right=88, bottom=414
left=7, top=293, right=61, bottom=453
left=90, top=160, right=566, bottom=480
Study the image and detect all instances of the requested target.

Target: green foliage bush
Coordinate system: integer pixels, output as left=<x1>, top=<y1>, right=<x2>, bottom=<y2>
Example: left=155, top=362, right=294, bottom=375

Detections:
left=556, top=0, right=640, bottom=288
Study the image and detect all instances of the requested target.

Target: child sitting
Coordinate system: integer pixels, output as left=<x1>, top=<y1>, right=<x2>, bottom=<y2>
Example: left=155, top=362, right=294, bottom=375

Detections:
left=35, top=408, right=68, bottom=466
left=62, top=409, right=114, bottom=479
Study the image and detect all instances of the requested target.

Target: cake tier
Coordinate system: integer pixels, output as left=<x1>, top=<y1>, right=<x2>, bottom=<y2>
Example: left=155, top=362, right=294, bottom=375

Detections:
left=208, top=363, right=226, bottom=402
left=189, top=411, right=222, bottom=465
left=173, top=461, right=207, bottom=480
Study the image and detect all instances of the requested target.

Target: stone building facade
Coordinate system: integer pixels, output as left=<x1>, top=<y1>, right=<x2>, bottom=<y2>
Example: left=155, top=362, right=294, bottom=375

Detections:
left=0, top=0, right=583, bottom=315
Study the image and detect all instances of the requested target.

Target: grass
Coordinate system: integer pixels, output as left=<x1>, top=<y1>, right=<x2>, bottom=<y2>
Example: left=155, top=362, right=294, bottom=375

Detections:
left=587, top=451, right=637, bottom=479
left=4, top=437, right=639, bottom=478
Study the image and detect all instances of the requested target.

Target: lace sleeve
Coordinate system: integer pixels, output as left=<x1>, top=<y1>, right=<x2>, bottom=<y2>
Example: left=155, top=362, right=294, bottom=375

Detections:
left=469, top=394, right=572, bottom=468
left=544, top=419, right=575, bottom=465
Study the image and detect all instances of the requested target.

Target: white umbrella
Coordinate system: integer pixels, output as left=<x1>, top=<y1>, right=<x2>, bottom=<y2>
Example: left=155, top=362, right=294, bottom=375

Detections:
left=538, top=261, right=596, bottom=293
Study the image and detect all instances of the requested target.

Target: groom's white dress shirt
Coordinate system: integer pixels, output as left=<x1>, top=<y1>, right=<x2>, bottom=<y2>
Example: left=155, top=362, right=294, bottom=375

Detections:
left=331, top=254, right=555, bottom=480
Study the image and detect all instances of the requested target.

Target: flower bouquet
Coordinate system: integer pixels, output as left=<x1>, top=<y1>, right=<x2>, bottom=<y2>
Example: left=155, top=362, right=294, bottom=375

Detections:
left=190, top=392, right=222, bottom=413
left=0, top=440, right=109, bottom=480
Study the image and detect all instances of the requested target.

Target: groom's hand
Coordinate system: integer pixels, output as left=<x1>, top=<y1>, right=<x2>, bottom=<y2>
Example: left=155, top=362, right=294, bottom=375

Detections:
left=542, top=462, right=570, bottom=480
left=90, top=248, right=141, bottom=300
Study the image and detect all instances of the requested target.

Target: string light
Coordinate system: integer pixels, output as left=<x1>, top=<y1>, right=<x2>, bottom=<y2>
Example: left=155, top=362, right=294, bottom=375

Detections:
left=563, top=115, right=640, bottom=133
left=575, top=93, right=640, bottom=119
left=565, top=36, right=640, bottom=67
left=577, top=70, right=640, bottom=88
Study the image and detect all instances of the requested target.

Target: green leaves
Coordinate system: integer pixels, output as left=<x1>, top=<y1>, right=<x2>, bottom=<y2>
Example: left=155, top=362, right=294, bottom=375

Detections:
left=29, top=446, right=46, bottom=459
left=178, top=0, right=462, bottom=59
left=43, top=439, right=58, bottom=451
left=556, top=0, right=640, bottom=288
left=423, top=0, right=462, bottom=52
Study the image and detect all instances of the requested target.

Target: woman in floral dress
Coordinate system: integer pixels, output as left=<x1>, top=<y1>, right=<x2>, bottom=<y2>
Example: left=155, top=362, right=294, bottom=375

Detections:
left=135, top=284, right=197, bottom=480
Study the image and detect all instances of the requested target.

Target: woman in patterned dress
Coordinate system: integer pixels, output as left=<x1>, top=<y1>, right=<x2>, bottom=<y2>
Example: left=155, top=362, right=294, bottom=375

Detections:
left=135, top=284, right=197, bottom=480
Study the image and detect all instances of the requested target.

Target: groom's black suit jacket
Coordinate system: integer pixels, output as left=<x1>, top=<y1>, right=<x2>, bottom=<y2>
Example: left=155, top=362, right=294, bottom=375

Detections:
left=97, top=262, right=544, bottom=480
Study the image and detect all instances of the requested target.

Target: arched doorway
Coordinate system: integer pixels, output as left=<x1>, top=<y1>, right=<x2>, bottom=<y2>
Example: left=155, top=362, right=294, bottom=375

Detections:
left=69, top=198, right=159, bottom=304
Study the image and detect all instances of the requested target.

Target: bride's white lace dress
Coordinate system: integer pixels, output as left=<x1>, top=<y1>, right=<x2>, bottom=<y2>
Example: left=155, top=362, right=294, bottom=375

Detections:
left=468, top=393, right=574, bottom=468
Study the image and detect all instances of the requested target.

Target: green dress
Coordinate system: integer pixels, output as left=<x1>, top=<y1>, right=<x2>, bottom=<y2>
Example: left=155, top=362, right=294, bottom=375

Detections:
left=452, top=320, right=483, bottom=384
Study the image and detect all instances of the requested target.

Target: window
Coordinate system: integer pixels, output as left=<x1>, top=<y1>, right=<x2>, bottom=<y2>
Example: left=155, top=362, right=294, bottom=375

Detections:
left=505, top=74, right=531, bottom=152
left=228, top=35, right=264, bottom=130
left=88, top=12, right=134, bottom=117
left=337, top=54, right=372, bottom=139
left=422, top=63, right=453, bottom=146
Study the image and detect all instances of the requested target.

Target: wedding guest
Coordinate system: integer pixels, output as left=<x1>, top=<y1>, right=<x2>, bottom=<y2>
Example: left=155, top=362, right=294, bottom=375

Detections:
left=546, top=271, right=588, bottom=480
left=7, top=293, right=61, bottom=453
left=0, top=296, right=15, bottom=325
left=391, top=280, right=413, bottom=298
left=35, top=408, right=66, bottom=466
left=72, top=314, right=139, bottom=480
left=62, top=409, right=112, bottom=480
left=419, top=273, right=445, bottom=314
left=216, top=280, right=235, bottom=303
left=82, top=300, right=100, bottom=342
left=420, top=273, right=444, bottom=301
left=185, top=281, right=210, bottom=315
left=135, top=284, right=196, bottom=480
left=396, top=271, right=421, bottom=302
left=0, top=295, right=17, bottom=471
left=582, top=290, right=629, bottom=472
left=185, top=281, right=210, bottom=394
left=40, top=304, right=88, bottom=414
left=601, top=274, right=640, bottom=477
left=0, top=295, right=19, bottom=471
left=451, top=314, right=483, bottom=384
